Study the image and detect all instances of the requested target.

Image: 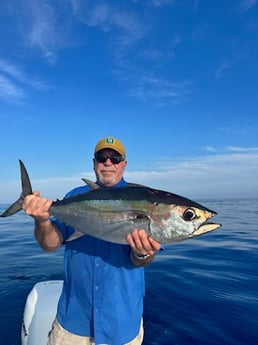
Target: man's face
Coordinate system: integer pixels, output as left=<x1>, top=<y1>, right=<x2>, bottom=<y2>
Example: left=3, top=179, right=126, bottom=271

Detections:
left=93, top=149, right=127, bottom=187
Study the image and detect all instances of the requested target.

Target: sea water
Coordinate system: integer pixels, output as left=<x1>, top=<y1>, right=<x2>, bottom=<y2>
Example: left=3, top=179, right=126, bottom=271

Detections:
left=0, top=199, right=257, bottom=345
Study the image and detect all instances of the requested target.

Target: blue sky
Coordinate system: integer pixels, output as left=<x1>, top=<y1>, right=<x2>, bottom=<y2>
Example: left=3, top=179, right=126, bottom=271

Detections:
left=0, top=0, right=258, bottom=203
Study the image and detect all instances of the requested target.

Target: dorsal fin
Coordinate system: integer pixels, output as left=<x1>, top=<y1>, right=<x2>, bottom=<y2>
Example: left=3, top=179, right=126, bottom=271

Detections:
left=81, top=179, right=146, bottom=190
left=81, top=178, right=100, bottom=190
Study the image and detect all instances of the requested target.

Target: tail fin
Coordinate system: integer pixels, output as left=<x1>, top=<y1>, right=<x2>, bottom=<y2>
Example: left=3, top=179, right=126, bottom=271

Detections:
left=0, top=160, right=32, bottom=217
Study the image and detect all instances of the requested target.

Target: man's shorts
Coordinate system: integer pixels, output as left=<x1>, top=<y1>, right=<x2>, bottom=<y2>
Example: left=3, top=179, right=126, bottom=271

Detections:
left=47, top=318, right=144, bottom=345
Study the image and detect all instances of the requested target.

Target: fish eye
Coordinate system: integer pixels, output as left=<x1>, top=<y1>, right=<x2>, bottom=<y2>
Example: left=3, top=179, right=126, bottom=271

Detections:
left=183, top=208, right=196, bottom=221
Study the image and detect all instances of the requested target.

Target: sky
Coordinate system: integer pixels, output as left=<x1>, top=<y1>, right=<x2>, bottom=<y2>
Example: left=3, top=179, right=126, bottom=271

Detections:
left=0, top=0, right=258, bottom=204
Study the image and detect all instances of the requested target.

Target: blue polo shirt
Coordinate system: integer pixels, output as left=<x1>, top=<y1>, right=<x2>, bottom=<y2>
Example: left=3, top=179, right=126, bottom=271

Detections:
left=52, top=179, right=145, bottom=345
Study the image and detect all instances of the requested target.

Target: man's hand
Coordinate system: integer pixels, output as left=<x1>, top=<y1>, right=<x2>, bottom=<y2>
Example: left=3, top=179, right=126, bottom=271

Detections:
left=23, top=192, right=52, bottom=223
left=23, top=192, right=62, bottom=252
left=127, top=229, right=161, bottom=266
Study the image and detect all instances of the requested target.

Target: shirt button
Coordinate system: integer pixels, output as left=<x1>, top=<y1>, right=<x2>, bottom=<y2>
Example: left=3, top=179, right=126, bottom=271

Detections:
left=95, top=285, right=99, bottom=290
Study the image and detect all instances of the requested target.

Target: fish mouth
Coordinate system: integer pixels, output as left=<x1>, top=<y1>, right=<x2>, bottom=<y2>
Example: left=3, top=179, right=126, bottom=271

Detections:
left=194, top=223, right=221, bottom=236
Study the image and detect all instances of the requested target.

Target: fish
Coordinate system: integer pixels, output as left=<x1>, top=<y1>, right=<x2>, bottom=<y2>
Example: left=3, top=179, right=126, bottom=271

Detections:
left=0, top=160, right=221, bottom=244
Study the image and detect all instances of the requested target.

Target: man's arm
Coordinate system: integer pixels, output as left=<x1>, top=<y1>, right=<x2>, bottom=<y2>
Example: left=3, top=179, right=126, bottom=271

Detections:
left=23, top=192, right=63, bottom=252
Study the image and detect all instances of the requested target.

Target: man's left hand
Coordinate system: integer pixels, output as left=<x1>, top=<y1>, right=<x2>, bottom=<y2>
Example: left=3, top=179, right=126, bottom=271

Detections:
left=127, top=229, right=161, bottom=259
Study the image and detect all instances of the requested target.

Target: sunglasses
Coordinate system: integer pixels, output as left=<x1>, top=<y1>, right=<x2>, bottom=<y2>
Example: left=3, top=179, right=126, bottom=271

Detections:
left=94, top=152, right=125, bottom=164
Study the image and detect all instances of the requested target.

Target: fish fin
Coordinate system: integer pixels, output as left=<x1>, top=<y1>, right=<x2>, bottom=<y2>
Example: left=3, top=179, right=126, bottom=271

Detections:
left=0, top=160, right=33, bottom=217
left=19, top=159, right=33, bottom=197
left=66, top=231, right=86, bottom=242
left=81, top=178, right=146, bottom=190
left=81, top=178, right=100, bottom=190
left=0, top=198, right=24, bottom=217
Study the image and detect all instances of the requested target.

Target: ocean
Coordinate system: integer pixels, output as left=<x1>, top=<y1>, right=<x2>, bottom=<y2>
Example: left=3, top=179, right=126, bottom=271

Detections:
left=0, top=199, right=257, bottom=345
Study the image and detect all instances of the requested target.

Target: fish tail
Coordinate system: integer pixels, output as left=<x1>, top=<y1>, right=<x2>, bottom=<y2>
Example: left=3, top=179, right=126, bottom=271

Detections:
left=0, top=160, right=32, bottom=217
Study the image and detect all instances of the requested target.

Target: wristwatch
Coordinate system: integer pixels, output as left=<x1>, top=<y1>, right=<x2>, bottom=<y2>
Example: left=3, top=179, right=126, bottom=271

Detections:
left=133, top=251, right=151, bottom=260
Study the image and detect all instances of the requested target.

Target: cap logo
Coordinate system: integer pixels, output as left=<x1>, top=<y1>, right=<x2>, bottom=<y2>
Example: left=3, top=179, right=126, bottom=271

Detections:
left=105, top=137, right=114, bottom=144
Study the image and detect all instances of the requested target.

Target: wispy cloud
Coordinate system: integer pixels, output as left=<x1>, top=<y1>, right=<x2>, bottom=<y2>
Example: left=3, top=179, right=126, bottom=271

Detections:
left=215, top=62, right=231, bottom=78
left=70, top=0, right=147, bottom=60
left=193, top=0, right=200, bottom=11
left=148, top=0, right=177, bottom=7
left=238, top=0, right=258, bottom=13
left=128, top=74, right=195, bottom=105
left=0, top=74, right=25, bottom=103
left=226, top=146, right=258, bottom=152
left=23, top=0, right=62, bottom=63
left=219, top=124, right=257, bottom=136
left=77, top=3, right=143, bottom=36
left=202, top=146, right=258, bottom=154
left=0, top=59, right=46, bottom=103
left=6, top=0, right=66, bottom=63
left=0, top=59, right=46, bottom=89
left=69, top=2, right=191, bottom=105
left=203, top=146, right=216, bottom=152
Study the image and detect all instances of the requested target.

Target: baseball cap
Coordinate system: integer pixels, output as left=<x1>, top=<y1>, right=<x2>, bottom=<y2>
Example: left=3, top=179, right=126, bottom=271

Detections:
left=94, top=136, right=126, bottom=157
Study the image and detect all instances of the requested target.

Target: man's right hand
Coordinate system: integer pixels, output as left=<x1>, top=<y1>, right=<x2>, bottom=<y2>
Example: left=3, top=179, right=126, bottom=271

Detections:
left=23, top=191, right=52, bottom=223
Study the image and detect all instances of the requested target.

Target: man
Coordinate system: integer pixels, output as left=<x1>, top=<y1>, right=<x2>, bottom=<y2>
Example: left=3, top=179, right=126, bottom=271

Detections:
left=23, top=136, right=161, bottom=345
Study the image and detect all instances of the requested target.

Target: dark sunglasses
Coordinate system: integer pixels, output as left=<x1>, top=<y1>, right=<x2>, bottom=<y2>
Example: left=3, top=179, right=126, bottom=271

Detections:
left=94, top=152, right=125, bottom=164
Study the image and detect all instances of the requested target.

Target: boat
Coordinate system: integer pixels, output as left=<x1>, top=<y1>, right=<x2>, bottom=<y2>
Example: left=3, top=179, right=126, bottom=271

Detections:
left=21, top=280, right=63, bottom=345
